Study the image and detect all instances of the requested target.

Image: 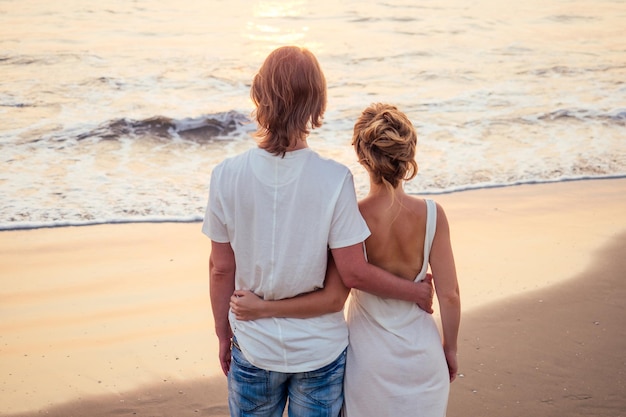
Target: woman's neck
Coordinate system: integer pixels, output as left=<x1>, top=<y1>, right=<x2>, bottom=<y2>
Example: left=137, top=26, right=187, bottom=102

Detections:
left=367, top=179, right=406, bottom=199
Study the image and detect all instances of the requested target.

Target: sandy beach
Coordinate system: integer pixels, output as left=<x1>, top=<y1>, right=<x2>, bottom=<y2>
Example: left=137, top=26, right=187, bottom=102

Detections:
left=1, top=178, right=625, bottom=417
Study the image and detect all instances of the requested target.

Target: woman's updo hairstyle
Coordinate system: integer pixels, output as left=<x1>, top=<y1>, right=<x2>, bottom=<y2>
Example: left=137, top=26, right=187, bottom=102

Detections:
left=352, top=103, right=418, bottom=189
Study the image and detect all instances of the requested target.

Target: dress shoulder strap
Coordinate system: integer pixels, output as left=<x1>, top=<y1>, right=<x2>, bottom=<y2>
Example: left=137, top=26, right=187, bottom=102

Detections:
left=422, top=199, right=438, bottom=266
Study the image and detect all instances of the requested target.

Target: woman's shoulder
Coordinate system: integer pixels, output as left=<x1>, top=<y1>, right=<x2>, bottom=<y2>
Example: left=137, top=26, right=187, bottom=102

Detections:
left=407, top=196, right=448, bottom=216
left=357, top=193, right=428, bottom=225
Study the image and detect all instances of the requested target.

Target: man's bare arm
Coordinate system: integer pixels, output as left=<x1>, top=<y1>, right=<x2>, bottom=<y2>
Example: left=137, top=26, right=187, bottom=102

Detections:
left=331, top=243, right=434, bottom=313
left=209, top=241, right=236, bottom=375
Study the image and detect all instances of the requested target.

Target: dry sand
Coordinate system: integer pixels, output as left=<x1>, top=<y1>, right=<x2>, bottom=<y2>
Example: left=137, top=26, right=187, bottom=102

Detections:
left=1, top=178, right=625, bottom=417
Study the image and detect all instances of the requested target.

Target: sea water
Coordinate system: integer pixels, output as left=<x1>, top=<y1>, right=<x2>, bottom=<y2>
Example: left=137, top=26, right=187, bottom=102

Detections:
left=1, top=0, right=625, bottom=230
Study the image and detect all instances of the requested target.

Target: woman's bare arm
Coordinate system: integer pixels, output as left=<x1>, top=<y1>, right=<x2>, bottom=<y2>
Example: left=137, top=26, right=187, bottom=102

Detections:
left=230, top=254, right=350, bottom=320
left=430, top=202, right=461, bottom=382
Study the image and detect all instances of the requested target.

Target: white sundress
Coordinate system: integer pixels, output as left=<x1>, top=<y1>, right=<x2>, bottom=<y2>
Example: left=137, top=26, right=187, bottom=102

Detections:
left=343, top=199, right=450, bottom=417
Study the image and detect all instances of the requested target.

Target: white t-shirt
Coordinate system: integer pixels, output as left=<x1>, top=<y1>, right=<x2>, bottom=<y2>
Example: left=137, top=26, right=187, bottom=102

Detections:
left=202, top=147, right=370, bottom=372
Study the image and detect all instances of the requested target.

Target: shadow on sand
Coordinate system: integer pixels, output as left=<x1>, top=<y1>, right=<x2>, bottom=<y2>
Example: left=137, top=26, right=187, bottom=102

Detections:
left=448, top=231, right=626, bottom=417
left=6, top=232, right=626, bottom=417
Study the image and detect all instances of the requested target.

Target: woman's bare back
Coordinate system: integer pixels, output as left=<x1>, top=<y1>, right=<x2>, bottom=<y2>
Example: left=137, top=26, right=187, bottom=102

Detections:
left=358, top=192, right=428, bottom=281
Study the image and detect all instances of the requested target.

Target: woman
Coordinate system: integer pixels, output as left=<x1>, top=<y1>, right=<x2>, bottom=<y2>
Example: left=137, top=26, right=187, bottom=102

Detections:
left=231, top=103, right=460, bottom=417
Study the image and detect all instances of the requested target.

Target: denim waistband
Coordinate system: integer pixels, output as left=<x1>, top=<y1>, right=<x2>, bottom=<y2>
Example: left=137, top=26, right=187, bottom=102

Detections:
left=231, top=336, right=240, bottom=351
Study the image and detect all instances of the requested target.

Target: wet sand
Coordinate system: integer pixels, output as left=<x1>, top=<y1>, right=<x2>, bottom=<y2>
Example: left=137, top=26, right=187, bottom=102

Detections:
left=1, top=178, right=625, bottom=416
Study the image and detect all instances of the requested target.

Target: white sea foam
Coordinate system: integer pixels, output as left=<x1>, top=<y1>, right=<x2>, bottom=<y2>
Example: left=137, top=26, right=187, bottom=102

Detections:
left=1, top=0, right=625, bottom=229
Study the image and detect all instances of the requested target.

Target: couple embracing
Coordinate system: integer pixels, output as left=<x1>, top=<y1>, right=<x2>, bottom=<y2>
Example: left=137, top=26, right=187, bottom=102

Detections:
left=202, top=46, right=460, bottom=417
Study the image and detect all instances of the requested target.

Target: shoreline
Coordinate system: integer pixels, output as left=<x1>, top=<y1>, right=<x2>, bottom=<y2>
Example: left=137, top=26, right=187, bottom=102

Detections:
left=1, top=178, right=625, bottom=416
left=2, top=175, right=624, bottom=232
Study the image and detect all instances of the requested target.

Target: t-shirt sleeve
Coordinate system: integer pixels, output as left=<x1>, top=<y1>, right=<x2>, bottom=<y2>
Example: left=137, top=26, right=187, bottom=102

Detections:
left=328, top=171, right=371, bottom=249
left=201, top=166, right=230, bottom=242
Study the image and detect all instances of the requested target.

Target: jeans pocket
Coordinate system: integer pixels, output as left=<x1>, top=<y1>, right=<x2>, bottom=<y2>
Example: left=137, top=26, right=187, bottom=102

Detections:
left=229, top=345, right=272, bottom=413
left=298, top=349, right=346, bottom=407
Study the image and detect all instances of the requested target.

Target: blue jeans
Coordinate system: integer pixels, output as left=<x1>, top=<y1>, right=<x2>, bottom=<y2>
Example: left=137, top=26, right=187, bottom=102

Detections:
left=228, top=339, right=346, bottom=417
